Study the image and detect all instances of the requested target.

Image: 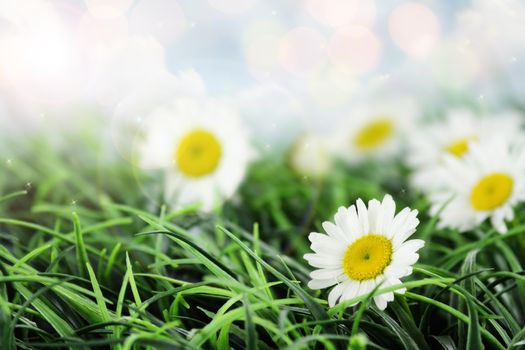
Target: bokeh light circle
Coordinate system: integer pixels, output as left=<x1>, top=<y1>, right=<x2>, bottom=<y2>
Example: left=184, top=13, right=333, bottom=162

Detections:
left=278, top=27, right=327, bottom=76
left=329, top=26, right=381, bottom=74
left=306, top=0, right=360, bottom=27
left=388, top=2, right=441, bottom=59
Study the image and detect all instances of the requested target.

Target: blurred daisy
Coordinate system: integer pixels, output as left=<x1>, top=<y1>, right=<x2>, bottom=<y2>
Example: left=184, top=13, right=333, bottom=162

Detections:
left=429, top=137, right=525, bottom=233
left=304, top=194, right=423, bottom=310
left=335, top=97, right=418, bottom=163
left=409, top=109, right=523, bottom=192
left=289, top=133, right=333, bottom=179
left=111, top=69, right=205, bottom=162
left=138, top=98, right=252, bottom=211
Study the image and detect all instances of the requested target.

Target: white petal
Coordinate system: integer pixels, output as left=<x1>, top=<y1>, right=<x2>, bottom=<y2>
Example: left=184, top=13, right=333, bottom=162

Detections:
left=304, top=254, right=342, bottom=269
left=381, top=194, right=396, bottom=209
left=340, top=281, right=361, bottom=305
left=394, top=239, right=425, bottom=255
left=392, top=210, right=420, bottom=247
left=383, top=291, right=395, bottom=302
left=310, top=268, right=344, bottom=280
left=356, top=199, right=370, bottom=234
left=328, top=281, right=349, bottom=307
left=367, top=199, right=382, bottom=233
left=310, top=237, right=346, bottom=255
left=308, top=278, right=337, bottom=290
left=393, top=252, right=420, bottom=266
left=346, top=204, right=363, bottom=238
left=387, top=207, right=409, bottom=238
left=379, top=194, right=396, bottom=234
left=308, top=232, right=326, bottom=243
left=388, top=277, right=407, bottom=294
left=374, top=294, right=388, bottom=310
left=322, top=221, right=349, bottom=243
left=384, top=264, right=411, bottom=279
left=505, top=206, right=514, bottom=221
left=360, top=279, right=376, bottom=297
left=490, top=212, right=508, bottom=234
left=335, top=207, right=353, bottom=238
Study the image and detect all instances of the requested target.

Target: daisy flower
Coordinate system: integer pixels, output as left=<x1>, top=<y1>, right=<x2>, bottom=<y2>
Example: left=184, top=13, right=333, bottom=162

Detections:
left=137, top=98, right=252, bottom=211
left=289, top=133, right=333, bottom=180
left=304, top=194, right=423, bottom=310
left=429, top=137, right=525, bottom=233
left=408, top=109, right=524, bottom=193
left=111, top=69, right=205, bottom=162
left=335, top=97, right=418, bottom=164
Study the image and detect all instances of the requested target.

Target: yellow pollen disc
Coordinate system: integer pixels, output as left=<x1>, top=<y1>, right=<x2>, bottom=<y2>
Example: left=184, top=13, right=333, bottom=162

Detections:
left=470, top=173, right=513, bottom=211
left=445, top=136, right=477, bottom=157
left=175, top=129, right=222, bottom=178
left=343, top=234, right=392, bottom=281
left=353, top=118, right=394, bottom=151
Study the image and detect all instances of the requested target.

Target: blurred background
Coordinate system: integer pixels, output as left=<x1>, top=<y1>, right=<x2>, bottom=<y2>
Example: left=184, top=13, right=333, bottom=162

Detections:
left=1, top=0, right=524, bottom=147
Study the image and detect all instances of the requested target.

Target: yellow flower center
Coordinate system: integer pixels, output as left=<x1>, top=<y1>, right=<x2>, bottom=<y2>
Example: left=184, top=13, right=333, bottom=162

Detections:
left=175, top=129, right=222, bottom=178
left=470, top=173, right=514, bottom=211
left=445, top=136, right=477, bottom=157
left=343, top=234, right=392, bottom=281
left=353, top=118, right=394, bottom=151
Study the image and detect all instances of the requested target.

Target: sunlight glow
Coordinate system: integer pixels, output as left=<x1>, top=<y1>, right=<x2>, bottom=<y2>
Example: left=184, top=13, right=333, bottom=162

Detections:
left=0, top=3, right=80, bottom=103
left=85, top=0, right=133, bottom=19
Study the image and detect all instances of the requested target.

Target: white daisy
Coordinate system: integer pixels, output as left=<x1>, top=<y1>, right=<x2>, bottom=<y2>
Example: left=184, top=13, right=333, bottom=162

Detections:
left=304, top=194, right=423, bottom=310
left=335, top=96, right=418, bottom=164
left=137, top=97, right=252, bottom=211
left=408, top=109, right=524, bottom=193
left=289, top=133, right=333, bottom=180
left=429, top=137, right=525, bottom=233
left=111, top=69, right=205, bottom=162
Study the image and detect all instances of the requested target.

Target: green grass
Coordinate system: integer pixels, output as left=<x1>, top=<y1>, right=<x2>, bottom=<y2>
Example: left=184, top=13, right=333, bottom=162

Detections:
left=1, top=130, right=525, bottom=349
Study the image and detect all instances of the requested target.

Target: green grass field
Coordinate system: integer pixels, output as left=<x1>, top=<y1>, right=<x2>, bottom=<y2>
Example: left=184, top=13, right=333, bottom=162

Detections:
left=2, top=129, right=525, bottom=350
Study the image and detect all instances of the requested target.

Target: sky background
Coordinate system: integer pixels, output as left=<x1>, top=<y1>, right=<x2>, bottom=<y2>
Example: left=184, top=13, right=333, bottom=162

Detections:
left=1, top=0, right=524, bottom=144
